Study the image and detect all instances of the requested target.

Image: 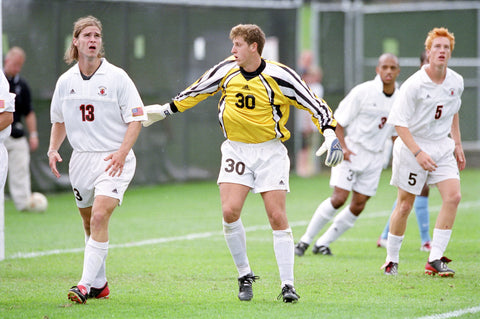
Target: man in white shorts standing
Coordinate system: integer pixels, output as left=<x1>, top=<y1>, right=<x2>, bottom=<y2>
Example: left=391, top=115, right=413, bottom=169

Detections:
left=142, top=24, right=343, bottom=302
left=0, top=73, right=15, bottom=261
left=47, top=16, right=146, bottom=303
left=295, top=53, right=400, bottom=257
left=382, top=27, right=465, bottom=276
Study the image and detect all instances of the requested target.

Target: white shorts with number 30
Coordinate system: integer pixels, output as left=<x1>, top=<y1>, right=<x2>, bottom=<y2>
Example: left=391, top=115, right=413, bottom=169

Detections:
left=217, top=139, right=290, bottom=194
left=69, top=150, right=136, bottom=208
left=390, top=136, right=459, bottom=195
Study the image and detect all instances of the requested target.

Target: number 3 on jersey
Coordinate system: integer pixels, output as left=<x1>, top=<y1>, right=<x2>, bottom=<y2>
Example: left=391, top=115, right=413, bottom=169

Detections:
left=80, top=104, right=95, bottom=121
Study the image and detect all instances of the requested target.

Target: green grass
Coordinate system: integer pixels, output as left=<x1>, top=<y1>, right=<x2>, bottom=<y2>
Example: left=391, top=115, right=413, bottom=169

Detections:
left=1, top=169, right=480, bottom=318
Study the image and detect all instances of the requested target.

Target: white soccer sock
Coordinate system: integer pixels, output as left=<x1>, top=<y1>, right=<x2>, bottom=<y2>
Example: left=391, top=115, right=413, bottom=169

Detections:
left=79, top=238, right=109, bottom=291
left=93, top=259, right=107, bottom=288
left=300, top=198, right=337, bottom=244
left=429, top=228, right=452, bottom=262
left=315, top=207, right=357, bottom=247
left=386, top=232, right=404, bottom=264
left=223, top=219, right=251, bottom=277
left=85, top=234, right=107, bottom=288
left=273, top=228, right=294, bottom=287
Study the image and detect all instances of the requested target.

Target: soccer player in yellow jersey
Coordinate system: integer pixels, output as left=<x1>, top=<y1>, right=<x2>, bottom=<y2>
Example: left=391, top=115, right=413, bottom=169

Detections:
left=144, top=24, right=343, bottom=302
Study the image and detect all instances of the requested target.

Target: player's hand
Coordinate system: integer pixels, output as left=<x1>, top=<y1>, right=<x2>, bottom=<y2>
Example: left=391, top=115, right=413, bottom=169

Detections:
left=104, top=151, right=127, bottom=177
left=316, top=128, right=344, bottom=167
left=47, top=150, right=63, bottom=178
left=142, top=103, right=173, bottom=127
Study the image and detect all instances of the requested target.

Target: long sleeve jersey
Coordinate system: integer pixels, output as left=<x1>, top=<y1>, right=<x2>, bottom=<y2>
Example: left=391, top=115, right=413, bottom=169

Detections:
left=172, top=56, right=336, bottom=144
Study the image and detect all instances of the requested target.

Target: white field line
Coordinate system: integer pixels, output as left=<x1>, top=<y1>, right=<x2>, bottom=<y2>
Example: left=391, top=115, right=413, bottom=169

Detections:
left=415, top=305, right=480, bottom=319
left=7, top=200, right=480, bottom=260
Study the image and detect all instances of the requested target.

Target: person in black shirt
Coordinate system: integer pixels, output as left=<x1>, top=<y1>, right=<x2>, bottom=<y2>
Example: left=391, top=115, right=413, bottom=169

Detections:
left=3, top=46, right=41, bottom=211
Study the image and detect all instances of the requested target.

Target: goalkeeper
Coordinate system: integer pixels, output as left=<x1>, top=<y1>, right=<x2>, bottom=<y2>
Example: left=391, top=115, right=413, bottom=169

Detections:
left=143, top=24, right=342, bottom=303
left=295, top=53, right=400, bottom=257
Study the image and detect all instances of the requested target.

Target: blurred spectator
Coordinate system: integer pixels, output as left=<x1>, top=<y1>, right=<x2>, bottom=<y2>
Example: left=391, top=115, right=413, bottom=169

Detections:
left=296, top=51, right=324, bottom=177
left=3, top=46, right=42, bottom=212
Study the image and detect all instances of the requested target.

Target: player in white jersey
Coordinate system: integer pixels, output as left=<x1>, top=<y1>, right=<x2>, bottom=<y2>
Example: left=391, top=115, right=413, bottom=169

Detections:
left=47, top=16, right=146, bottom=303
left=142, top=24, right=343, bottom=303
left=295, top=54, right=400, bottom=257
left=382, top=27, right=465, bottom=276
left=378, top=51, right=432, bottom=252
left=0, top=73, right=16, bottom=261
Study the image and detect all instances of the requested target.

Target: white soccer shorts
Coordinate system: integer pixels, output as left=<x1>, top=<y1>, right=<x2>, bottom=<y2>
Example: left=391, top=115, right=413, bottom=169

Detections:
left=390, top=137, right=459, bottom=195
left=69, top=150, right=136, bottom=208
left=329, top=141, right=384, bottom=196
left=217, top=139, right=290, bottom=194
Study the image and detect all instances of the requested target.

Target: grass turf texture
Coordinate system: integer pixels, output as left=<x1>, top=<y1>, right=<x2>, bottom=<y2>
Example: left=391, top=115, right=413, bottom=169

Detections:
left=1, top=169, right=479, bottom=318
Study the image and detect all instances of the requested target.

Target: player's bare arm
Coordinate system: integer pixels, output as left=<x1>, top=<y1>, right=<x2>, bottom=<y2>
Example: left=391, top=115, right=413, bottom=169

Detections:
left=395, top=125, right=437, bottom=172
left=47, top=122, right=67, bottom=178
left=450, top=113, right=466, bottom=171
left=0, top=111, right=13, bottom=131
left=334, top=125, right=354, bottom=161
left=104, top=120, right=142, bottom=177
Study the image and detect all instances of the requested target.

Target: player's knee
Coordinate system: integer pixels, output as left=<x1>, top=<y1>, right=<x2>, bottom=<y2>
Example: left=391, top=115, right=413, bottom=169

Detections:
left=349, top=202, right=366, bottom=215
left=90, top=211, right=109, bottom=229
left=446, top=191, right=461, bottom=208
left=222, top=207, right=241, bottom=224
left=330, top=195, right=347, bottom=209
left=397, top=201, right=414, bottom=216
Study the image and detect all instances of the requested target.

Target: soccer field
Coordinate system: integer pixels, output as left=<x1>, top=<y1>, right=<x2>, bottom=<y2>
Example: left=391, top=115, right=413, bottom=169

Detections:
left=1, top=169, right=479, bottom=318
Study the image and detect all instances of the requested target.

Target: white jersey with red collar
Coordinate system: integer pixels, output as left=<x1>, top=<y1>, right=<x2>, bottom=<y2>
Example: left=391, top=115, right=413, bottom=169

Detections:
left=387, top=65, right=463, bottom=141
left=50, top=58, right=146, bottom=152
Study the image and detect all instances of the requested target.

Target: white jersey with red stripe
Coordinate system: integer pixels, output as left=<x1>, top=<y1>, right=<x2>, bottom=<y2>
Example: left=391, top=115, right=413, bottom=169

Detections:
left=50, top=58, right=146, bottom=152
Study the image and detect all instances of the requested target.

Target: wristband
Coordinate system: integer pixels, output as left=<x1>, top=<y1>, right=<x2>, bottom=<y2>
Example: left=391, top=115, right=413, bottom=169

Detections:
left=30, top=131, right=38, bottom=138
left=414, top=149, right=422, bottom=157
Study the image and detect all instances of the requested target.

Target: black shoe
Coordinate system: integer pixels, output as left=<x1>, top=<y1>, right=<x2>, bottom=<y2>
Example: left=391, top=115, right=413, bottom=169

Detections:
left=381, top=261, right=398, bottom=276
left=68, top=285, right=88, bottom=304
left=312, top=245, right=333, bottom=255
left=88, top=282, right=110, bottom=299
left=425, top=256, right=455, bottom=277
left=237, top=273, right=259, bottom=301
left=277, top=284, right=300, bottom=303
left=294, top=241, right=309, bottom=257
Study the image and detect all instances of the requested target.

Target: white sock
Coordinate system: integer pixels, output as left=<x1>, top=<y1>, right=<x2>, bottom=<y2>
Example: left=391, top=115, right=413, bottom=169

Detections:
left=429, top=228, right=452, bottom=262
left=300, top=198, right=337, bottom=244
left=223, top=219, right=251, bottom=277
left=84, top=234, right=107, bottom=288
left=273, top=228, right=294, bottom=287
left=386, top=232, right=404, bottom=264
left=315, top=207, right=357, bottom=247
left=79, top=238, right=109, bottom=292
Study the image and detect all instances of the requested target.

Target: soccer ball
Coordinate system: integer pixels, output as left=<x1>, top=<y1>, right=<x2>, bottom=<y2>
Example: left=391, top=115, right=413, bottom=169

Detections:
left=27, top=192, right=48, bottom=212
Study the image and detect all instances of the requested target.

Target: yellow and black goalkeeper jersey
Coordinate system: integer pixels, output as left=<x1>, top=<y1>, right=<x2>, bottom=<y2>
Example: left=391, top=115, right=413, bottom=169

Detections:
left=173, top=56, right=336, bottom=144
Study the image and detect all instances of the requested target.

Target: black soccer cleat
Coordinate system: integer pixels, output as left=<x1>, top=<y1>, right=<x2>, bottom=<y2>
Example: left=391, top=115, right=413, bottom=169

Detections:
left=294, top=241, right=309, bottom=257
left=312, top=245, right=333, bottom=256
left=278, top=284, right=300, bottom=303
left=237, top=273, right=259, bottom=301
left=381, top=261, right=398, bottom=276
left=68, top=285, right=88, bottom=304
left=88, top=282, right=110, bottom=299
left=425, top=256, right=455, bottom=277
